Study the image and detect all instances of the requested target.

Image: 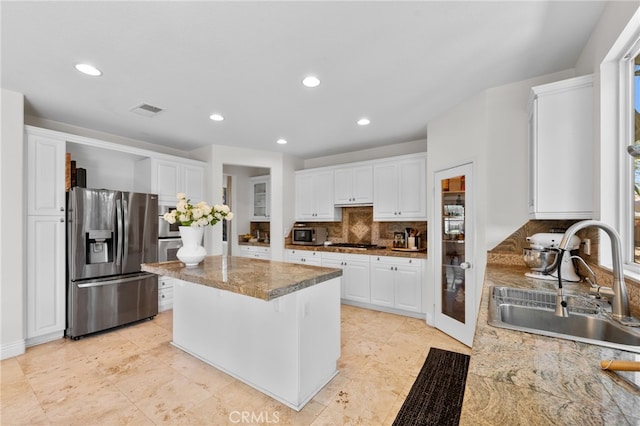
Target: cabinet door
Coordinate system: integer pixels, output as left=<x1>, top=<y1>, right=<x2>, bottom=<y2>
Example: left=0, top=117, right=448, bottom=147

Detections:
left=295, top=173, right=316, bottom=220
left=156, top=160, right=181, bottom=201
left=395, top=264, right=422, bottom=312
left=370, top=261, right=395, bottom=307
left=333, top=168, right=354, bottom=205
left=397, top=157, right=426, bottom=218
left=250, top=176, right=270, bottom=221
left=352, top=165, right=373, bottom=204
left=321, top=257, right=345, bottom=298
left=27, top=135, right=66, bottom=216
left=529, top=76, right=593, bottom=219
left=26, top=216, right=65, bottom=341
left=343, top=258, right=370, bottom=303
left=373, top=162, right=399, bottom=219
left=313, top=170, right=338, bottom=219
left=183, top=164, right=205, bottom=202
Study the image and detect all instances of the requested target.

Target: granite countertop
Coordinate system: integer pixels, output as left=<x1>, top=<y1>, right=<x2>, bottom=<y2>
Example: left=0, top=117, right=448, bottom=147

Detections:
left=141, top=256, right=342, bottom=301
left=460, top=262, right=640, bottom=425
left=285, top=244, right=428, bottom=259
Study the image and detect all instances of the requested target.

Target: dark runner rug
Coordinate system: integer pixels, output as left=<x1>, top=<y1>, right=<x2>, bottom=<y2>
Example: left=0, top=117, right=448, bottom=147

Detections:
left=392, top=347, right=471, bottom=426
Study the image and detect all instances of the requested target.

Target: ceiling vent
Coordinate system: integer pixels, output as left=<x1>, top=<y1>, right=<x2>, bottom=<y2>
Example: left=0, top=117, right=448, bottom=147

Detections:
left=130, top=103, right=163, bottom=117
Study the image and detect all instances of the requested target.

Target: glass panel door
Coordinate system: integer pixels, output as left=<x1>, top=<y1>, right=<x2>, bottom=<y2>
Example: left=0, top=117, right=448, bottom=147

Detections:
left=434, top=163, right=475, bottom=347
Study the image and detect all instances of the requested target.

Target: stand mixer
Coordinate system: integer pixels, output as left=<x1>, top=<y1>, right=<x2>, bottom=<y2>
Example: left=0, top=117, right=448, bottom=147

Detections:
left=523, top=233, right=581, bottom=282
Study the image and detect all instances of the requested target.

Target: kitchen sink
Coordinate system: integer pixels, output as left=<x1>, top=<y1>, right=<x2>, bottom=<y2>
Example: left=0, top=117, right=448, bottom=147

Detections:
left=488, top=286, right=640, bottom=354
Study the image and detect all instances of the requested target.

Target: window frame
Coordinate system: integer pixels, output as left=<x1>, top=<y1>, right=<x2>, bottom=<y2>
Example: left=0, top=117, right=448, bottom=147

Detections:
left=605, top=9, right=640, bottom=280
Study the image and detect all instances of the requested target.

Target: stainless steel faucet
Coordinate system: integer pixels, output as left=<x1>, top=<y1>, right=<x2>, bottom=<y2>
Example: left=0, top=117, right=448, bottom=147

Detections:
left=558, top=220, right=635, bottom=323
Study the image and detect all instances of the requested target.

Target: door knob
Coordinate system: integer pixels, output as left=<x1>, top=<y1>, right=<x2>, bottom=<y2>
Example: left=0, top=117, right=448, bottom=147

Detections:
left=460, top=262, right=471, bottom=269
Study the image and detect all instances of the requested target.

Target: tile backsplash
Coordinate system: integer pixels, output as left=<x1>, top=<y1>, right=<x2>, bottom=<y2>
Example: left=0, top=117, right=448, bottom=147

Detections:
left=296, top=206, right=427, bottom=249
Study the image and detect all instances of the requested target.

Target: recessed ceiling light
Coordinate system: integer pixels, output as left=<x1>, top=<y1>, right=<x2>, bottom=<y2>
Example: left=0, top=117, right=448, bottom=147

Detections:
left=302, top=76, right=320, bottom=88
left=277, top=139, right=288, bottom=145
left=209, top=113, right=224, bottom=121
left=357, top=118, right=371, bottom=126
left=74, top=63, right=102, bottom=76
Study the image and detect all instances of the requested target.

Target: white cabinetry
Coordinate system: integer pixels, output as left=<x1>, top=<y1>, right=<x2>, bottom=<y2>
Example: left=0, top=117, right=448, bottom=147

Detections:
left=321, top=252, right=370, bottom=303
left=26, top=216, right=66, bottom=345
left=286, top=249, right=322, bottom=266
left=528, top=74, right=593, bottom=219
left=373, top=154, right=427, bottom=221
left=295, top=170, right=342, bottom=221
left=27, top=134, right=66, bottom=216
left=135, top=158, right=205, bottom=203
left=238, top=245, right=272, bottom=260
left=370, top=256, right=423, bottom=313
left=334, top=165, right=373, bottom=206
left=25, top=131, right=66, bottom=345
left=250, top=175, right=270, bottom=221
left=158, top=276, right=174, bottom=312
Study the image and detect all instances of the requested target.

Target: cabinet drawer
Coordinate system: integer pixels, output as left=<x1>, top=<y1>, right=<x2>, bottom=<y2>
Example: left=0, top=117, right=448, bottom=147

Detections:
left=371, top=255, right=423, bottom=266
left=159, top=276, right=174, bottom=289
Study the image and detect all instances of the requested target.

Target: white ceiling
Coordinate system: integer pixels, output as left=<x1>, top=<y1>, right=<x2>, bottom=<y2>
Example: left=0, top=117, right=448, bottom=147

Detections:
left=1, top=1, right=607, bottom=159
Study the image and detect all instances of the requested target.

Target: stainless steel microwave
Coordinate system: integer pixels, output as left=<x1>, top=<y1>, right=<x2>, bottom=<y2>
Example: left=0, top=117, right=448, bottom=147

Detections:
left=292, top=227, right=328, bottom=246
left=158, top=205, right=180, bottom=238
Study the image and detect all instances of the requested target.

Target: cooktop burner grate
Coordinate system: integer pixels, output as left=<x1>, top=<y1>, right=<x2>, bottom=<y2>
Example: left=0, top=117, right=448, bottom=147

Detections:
left=329, top=243, right=385, bottom=250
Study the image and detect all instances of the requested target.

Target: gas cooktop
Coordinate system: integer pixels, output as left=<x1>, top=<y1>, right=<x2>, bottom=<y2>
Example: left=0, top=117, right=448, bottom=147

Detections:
left=328, top=243, right=386, bottom=250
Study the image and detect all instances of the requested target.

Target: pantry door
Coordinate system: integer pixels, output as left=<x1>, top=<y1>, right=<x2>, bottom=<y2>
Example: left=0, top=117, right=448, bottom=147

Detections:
left=433, top=163, right=475, bottom=347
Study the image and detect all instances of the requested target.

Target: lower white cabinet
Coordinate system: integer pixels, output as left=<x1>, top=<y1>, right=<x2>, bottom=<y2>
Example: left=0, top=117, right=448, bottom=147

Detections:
left=285, top=249, right=322, bottom=266
left=158, top=276, right=175, bottom=312
left=321, top=252, right=370, bottom=303
left=370, top=256, right=423, bottom=313
left=238, top=245, right=272, bottom=260
left=26, top=215, right=66, bottom=345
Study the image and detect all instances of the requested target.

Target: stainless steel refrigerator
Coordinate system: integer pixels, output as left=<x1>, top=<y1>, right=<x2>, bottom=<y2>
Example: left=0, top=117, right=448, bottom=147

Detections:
left=67, top=187, right=159, bottom=339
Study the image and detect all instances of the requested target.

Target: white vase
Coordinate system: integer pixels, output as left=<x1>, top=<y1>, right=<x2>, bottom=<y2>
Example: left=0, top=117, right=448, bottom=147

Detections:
left=177, top=226, right=207, bottom=267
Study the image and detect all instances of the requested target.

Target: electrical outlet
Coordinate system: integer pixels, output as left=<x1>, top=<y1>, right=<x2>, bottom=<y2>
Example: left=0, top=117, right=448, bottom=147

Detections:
left=583, top=238, right=591, bottom=255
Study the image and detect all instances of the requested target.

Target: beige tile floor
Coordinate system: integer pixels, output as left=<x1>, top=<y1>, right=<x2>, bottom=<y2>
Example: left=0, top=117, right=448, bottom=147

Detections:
left=1, top=305, right=471, bottom=425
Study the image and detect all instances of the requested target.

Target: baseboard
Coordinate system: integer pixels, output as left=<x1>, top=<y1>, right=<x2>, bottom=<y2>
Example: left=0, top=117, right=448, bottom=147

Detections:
left=1, top=339, right=26, bottom=360
left=341, top=300, right=426, bottom=320
left=26, top=331, right=64, bottom=348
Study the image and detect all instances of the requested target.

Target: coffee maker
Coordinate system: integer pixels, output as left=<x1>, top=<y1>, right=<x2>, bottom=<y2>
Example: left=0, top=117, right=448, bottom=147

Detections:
left=523, top=233, right=581, bottom=282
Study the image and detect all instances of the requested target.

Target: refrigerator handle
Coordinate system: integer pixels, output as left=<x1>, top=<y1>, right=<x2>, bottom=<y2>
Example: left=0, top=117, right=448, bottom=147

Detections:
left=123, top=198, right=129, bottom=267
left=116, top=198, right=123, bottom=266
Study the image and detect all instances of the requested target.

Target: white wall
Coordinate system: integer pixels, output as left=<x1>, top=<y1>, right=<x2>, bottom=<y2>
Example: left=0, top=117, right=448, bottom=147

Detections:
left=190, top=145, right=302, bottom=262
left=304, top=138, right=427, bottom=169
left=425, top=69, right=574, bottom=325
left=1, top=89, right=26, bottom=359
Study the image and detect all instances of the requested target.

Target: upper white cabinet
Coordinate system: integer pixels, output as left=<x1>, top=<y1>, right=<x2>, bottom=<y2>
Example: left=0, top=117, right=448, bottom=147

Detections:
left=27, top=133, right=66, bottom=216
left=135, top=158, right=205, bottom=204
left=373, top=154, right=427, bottom=221
left=250, top=175, right=270, bottom=221
left=528, top=75, right=593, bottom=219
left=334, top=165, right=373, bottom=206
left=295, top=169, right=342, bottom=221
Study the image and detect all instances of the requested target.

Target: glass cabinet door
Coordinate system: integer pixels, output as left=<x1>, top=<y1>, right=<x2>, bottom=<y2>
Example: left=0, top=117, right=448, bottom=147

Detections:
left=434, top=163, right=475, bottom=347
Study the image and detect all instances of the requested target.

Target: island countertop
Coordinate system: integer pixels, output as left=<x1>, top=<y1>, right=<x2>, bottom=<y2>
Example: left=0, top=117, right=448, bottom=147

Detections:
left=141, top=256, right=342, bottom=301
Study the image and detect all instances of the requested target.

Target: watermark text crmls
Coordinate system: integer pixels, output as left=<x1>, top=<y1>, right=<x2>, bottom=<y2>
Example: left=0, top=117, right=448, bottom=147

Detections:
left=229, top=410, right=280, bottom=424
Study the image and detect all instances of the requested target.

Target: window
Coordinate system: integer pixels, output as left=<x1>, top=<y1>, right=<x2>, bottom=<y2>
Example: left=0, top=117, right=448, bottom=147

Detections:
left=634, top=56, right=640, bottom=264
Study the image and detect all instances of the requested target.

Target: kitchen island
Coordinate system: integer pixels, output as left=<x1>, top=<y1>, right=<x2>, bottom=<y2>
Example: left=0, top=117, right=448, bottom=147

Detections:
left=141, top=256, right=343, bottom=411
left=460, top=260, right=640, bottom=425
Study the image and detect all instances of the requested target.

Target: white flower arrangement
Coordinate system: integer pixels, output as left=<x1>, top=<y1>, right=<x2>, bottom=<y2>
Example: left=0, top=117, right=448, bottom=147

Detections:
left=162, top=193, right=233, bottom=227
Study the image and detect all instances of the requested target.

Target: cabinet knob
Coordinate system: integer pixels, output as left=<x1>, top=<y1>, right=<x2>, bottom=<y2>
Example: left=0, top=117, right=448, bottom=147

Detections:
left=60, top=207, right=64, bottom=212
left=460, top=262, right=471, bottom=269
left=60, top=218, right=64, bottom=222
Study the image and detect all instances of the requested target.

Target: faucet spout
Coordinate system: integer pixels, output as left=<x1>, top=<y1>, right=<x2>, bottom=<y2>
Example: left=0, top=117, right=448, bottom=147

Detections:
left=559, top=220, right=630, bottom=321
